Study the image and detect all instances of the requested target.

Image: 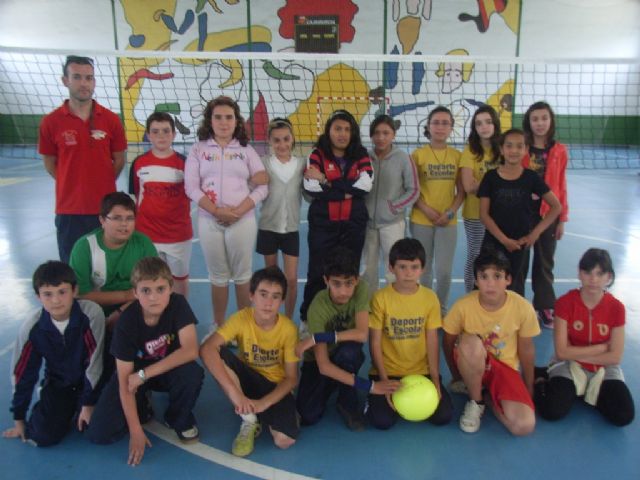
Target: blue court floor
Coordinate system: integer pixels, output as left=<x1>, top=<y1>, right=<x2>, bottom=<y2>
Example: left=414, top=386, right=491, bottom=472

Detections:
left=0, top=154, right=638, bottom=479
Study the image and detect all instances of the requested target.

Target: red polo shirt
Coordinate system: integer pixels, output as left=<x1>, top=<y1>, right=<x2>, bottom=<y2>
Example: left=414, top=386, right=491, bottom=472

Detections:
left=38, top=100, right=127, bottom=215
left=555, top=289, right=625, bottom=371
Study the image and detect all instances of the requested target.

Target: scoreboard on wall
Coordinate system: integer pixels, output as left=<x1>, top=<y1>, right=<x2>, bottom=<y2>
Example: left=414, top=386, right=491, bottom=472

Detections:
left=294, top=15, right=340, bottom=53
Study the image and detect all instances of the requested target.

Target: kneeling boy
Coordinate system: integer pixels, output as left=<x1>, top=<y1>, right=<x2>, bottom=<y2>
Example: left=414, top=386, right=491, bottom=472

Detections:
left=88, top=257, right=203, bottom=466
left=200, top=266, right=299, bottom=458
left=4, top=261, right=104, bottom=446
left=367, top=238, right=452, bottom=429
left=443, top=250, right=539, bottom=436
left=296, top=247, right=396, bottom=431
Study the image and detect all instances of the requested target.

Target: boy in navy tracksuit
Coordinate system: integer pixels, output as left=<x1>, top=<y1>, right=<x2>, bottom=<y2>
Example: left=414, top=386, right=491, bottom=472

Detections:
left=3, top=261, right=104, bottom=446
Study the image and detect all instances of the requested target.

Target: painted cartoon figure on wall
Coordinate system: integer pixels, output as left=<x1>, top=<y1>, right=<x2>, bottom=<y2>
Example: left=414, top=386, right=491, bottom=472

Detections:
left=392, top=0, right=433, bottom=54
left=459, top=0, right=520, bottom=34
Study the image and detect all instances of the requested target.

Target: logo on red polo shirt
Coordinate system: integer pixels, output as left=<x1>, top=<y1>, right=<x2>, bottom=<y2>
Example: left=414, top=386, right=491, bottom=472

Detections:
left=63, top=130, right=78, bottom=145
left=90, top=130, right=107, bottom=140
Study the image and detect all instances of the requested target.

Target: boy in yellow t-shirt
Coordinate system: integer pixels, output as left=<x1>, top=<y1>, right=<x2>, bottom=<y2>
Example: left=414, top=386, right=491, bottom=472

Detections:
left=200, top=266, right=299, bottom=457
left=367, top=238, right=453, bottom=429
left=443, top=250, right=540, bottom=436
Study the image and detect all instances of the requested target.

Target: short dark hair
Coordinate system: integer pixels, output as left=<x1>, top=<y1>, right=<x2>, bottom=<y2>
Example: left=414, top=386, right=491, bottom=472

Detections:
left=63, top=55, right=94, bottom=77
left=579, top=248, right=615, bottom=287
left=146, top=112, right=175, bottom=133
left=389, top=238, right=426, bottom=268
left=100, top=191, right=136, bottom=218
left=473, top=248, right=511, bottom=278
left=323, top=246, right=359, bottom=279
left=32, top=260, right=77, bottom=294
left=250, top=266, right=288, bottom=299
left=369, top=114, right=397, bottom=137
left=131, top=257, right=173, bottom=288
left=522, top=101, right=556, bottom=146
left=423, top=106, right=454, bottom=139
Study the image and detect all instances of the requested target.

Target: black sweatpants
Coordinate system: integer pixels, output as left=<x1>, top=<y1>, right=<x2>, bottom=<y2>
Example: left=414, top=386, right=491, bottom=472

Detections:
left=300, top=206, right=367, bottom=322
left=531, top=219, right=558, bottom=310
left=87, top=361, right=204, bottom=444
left=296, top=342, right=365, bottom=425
left=534, top=376, right=635, bottom=426
left=25, top=382, right=82, bottom=447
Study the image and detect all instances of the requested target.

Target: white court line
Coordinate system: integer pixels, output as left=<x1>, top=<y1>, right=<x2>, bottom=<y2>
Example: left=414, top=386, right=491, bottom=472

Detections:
left=564, top=231, right=626, bottom=246
left=144, top=420, right=316, bottom=480
left=0, top=343, right=14, bottom=357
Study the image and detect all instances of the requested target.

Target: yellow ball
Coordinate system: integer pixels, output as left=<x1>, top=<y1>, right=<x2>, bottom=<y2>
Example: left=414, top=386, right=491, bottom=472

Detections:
left=392, top=375, right=439, bottom=421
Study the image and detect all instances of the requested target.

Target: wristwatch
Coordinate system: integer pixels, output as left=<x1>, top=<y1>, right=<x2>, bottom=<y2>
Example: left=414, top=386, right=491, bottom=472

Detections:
left=137, top=369, right=146, bottom=383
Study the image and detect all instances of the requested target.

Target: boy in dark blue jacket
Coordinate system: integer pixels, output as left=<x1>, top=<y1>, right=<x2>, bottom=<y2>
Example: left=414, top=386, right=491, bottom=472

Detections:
left=3, top=261, right=104, bottom=446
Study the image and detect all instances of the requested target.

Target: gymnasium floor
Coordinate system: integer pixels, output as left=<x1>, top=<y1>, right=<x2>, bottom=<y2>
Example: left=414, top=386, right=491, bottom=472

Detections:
left=0, top=148, right=638, bottom=479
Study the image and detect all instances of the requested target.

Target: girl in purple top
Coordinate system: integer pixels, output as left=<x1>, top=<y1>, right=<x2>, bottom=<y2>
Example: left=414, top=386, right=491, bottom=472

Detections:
left=185, top=96, right=268, bottom=328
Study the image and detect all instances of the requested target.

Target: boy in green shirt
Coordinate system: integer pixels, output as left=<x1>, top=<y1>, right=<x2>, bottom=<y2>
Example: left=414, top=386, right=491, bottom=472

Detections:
left=296, top=247, right=397, bottom=430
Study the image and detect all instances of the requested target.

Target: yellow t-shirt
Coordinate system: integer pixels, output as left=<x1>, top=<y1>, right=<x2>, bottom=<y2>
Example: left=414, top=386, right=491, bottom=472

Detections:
left=217, top=307, right=299, bottom=383
left=442, top=291, right=540, bottom=370
left=459, top=144, right=499, bottom=220
left=410, top=145, right=461, bottom=226
left=369, top=284, right=442, bottom=377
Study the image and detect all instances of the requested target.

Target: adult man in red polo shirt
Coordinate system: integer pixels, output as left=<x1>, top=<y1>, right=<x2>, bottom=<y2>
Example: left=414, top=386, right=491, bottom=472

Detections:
left=39, top=56, right=127, bottom=263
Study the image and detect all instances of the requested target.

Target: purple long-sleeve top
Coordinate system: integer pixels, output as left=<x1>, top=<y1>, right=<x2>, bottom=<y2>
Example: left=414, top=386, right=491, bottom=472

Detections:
left=185, top=138, right=268, bottom=220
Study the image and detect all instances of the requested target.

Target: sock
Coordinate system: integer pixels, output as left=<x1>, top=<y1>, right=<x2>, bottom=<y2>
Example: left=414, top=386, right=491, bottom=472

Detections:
left=240, top=413, right=257, bottom=424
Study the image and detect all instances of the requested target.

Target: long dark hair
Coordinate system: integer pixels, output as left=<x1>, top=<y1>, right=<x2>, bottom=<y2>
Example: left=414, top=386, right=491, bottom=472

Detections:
left=315, top=109, right=367, bottom=161
left=468, top=105, right=501, bottom=163
left=522, top=101, right=556, bottom=146
left=197, top=95, right=249, bottom=146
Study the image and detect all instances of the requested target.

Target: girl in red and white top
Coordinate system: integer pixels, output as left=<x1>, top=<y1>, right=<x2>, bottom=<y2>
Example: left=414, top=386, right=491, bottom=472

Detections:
left=534, top=248, right=634, bottom=426
left=522, top=102, right=569, bottom=329
left=185, top=96, right=268, bottom=328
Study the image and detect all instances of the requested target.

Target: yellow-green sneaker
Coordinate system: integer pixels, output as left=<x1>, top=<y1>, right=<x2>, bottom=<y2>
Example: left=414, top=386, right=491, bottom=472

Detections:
left=231, top=421, right=261, bottom=457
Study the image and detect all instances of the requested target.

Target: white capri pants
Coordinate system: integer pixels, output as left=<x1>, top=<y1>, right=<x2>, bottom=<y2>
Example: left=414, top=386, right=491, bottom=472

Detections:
left=198, top=214, right=257, bottom=287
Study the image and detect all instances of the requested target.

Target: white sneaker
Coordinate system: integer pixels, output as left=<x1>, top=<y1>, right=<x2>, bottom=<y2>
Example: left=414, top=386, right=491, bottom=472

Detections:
left=460, top=400, right=485, bottom=433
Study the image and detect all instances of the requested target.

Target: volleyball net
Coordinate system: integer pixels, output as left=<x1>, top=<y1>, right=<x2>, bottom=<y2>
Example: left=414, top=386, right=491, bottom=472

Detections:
left=1, top=47, right=638, bottom=169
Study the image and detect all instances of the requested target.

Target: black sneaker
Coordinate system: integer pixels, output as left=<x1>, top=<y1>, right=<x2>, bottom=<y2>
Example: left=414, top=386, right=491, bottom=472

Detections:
left=336, top=403, right=365, bottom=431
left=534, top=366, right=549, bottom=383
left=538, top=309, right=555, bottom=329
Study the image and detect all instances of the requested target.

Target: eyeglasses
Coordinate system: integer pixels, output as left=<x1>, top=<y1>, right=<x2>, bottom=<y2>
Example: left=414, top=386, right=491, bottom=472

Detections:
left=105, top=215, right=135, bottom=223
left=430, top=120, right=452, bottom=127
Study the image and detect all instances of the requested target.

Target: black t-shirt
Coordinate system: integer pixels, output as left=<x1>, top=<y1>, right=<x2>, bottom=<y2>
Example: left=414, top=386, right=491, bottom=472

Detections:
left=111, top=293, right=198, bottom=369
left=477, top=168, right=550, bottom=239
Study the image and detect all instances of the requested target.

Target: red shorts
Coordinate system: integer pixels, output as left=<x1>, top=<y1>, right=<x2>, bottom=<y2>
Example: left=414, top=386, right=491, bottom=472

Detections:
left=482, top=354, right=534, bottom=414
left=453, top=348, right=534, bottom=413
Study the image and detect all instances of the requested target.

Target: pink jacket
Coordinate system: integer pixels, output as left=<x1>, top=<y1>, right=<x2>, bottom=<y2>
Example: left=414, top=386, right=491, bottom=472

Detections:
left=185, top=138, right=268, bottom=220
left=523, top=142, right=569, bottom=222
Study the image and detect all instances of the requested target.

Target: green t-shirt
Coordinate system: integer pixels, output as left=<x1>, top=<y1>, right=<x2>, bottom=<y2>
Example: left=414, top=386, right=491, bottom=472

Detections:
left=70, top=228, right=157, bottom=313
left=304, top=281, right=369, bottom=362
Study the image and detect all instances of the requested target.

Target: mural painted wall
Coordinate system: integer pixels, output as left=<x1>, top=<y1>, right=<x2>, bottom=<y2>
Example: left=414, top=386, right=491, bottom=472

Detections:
left=113, top=0, right=523, bottom=145
left=0, top=0, right=639, bottom=146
